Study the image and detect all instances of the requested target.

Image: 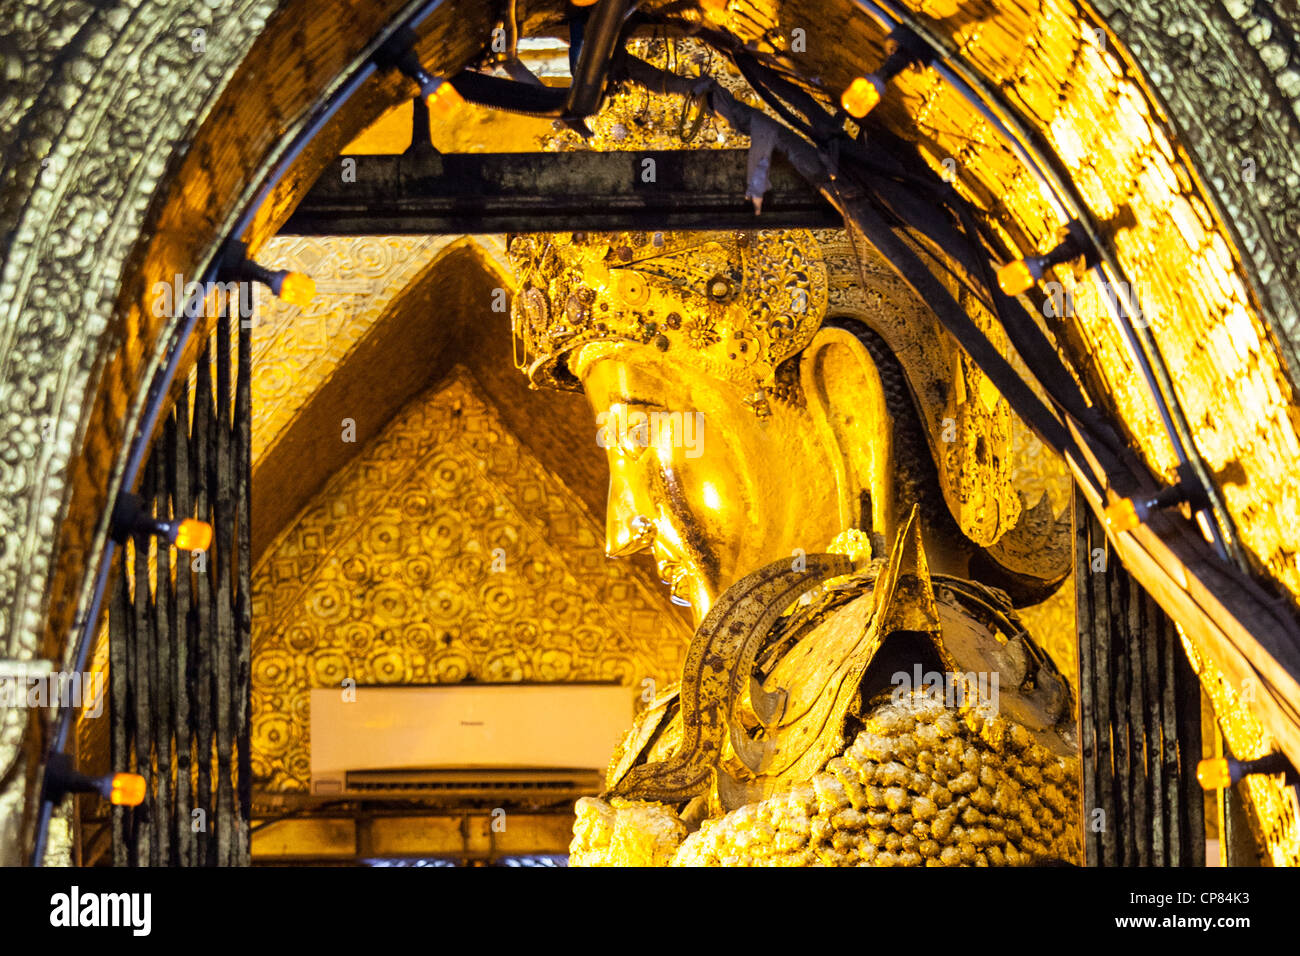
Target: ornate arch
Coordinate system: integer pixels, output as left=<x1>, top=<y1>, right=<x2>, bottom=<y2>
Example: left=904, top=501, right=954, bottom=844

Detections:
left=4, top=0, right=1299, bottom=863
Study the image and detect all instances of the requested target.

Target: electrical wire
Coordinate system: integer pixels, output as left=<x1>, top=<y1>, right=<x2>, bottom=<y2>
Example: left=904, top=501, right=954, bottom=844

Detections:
left=849, top=0, right=1241, bottom=567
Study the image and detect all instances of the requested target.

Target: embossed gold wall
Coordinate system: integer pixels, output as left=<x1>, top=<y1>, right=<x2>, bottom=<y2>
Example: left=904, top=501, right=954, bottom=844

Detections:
left=250, top=371, right=689, bottom=791
left=246, top=235, right=511, bottom=466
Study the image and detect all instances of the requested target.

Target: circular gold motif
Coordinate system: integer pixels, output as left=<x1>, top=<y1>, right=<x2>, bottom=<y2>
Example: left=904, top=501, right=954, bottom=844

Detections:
left=369, top=649, right=410, bottom=684
left=434, top=654, right=472, bottom=683
left=254, top=649, right=294, bottom=688
left=312, top=653, right=350, bottom=687
left=616, top=270, right=650, bottom=307
left=252, top=714, right=292, bottom=758
left=307, top=585, right=348, bottom=626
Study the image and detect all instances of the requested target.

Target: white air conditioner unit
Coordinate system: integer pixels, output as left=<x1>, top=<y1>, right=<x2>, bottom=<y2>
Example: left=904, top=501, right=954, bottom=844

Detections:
left=309, top=683, right=633, bottom=798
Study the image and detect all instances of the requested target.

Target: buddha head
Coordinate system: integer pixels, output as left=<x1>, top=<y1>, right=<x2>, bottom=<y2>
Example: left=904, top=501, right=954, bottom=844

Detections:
left=509, top=229, right=1066, bottom=624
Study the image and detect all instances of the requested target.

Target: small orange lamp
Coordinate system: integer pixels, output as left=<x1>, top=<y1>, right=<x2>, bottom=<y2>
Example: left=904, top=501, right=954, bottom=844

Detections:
left=218, top=239, right=317, bottom=310
left=841, top=75, right=885, bottom=119
left=1196, top=752, right=1297, bottom=791
left=109, top=773, right=147, bottom=807
left=1103, top=497, right=1143, bottom=533
left=1196, top=758, right=1232, bottom=791
left=174, top=518, right=214, bottom=552
left=41, top=754, right=149, bottom=809
left=995, top=221, right=1094, bottom=298
left=997, top=259, right=1038, bottom=297
left=841, top=30, right=930, bottom=120
left=110, top=492, right=214, bottom=553
left=274, top=270, right=316, bottom=308
left=421, top=76, right=464, bottom=117
left=1103, top=480, right=1198, bottom=534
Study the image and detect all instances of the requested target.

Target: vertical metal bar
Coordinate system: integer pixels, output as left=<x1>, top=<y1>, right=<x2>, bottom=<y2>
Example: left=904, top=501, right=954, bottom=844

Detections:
left=1175, top=634, right=1206, bottom=865
left=1109, top=551, right=1133, bottom=865
left=1159, top=610, right=1184, bottom=863
left=1074, top=493, right=1099, bottom=866
left=147, top=455, right=164, bottom=868
left=1224, top=779, right=1259, bottom=865
left=1141, top=590, right=1166, bottom=866
left=131, top=461, right=155, bottom=866
left=172, top=379, right=194, bottom=867
left=110, top=563, right=130, bottom=866
left=193, top=344, right=215, bottom=866
left=124, top=570, right=138, bottom=866
left=234, top=309, right=253, bottom=867
left=153, top=422, right=174, bottom=867
left=1123, top=571, right=1146, bottom=865
left=214, top=308, right=235, bottom=868
left=1089, top=513, right=1117, bottom=866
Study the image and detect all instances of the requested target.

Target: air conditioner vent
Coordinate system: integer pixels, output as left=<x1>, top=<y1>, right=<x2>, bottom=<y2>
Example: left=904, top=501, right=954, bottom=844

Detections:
left=344, top=769, right=604, bottom=794
left=310, top=684, right=630, bottom=799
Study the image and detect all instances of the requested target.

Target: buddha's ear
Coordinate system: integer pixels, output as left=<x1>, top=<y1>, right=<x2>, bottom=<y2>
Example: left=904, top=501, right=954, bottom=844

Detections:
left=798, top=326, right=893, bottom=536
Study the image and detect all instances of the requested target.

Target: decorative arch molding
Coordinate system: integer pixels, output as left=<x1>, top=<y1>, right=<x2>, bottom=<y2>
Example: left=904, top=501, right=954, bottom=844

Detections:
left=3, top=0, right=1300, bottom=862
left=1093, top=0, right=1300, bottom=378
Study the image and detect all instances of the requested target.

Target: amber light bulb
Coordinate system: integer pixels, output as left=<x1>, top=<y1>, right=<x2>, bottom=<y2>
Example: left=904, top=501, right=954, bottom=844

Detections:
left=997, top=259, right=1038, bottom=296
left=110, top=773, right=146, bottom=807
left=425, top=80, right=463, bottom=118
left=276, top=271, right=315, bottom=308
left=571, top=0, right=600, bottom=5
left=1196, top=758, right=1232, bottom=791
left=175, top=518, right=213, bottom=551
left=1103, top=497, right=1142, bottom=533
left=841, top=76, right=884, bottom=119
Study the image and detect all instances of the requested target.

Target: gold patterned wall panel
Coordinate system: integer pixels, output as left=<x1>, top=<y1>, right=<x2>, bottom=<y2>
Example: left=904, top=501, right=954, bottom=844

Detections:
left=247, top=235, right=512, bottom=467
left=251, top=369, right=690, bottom=791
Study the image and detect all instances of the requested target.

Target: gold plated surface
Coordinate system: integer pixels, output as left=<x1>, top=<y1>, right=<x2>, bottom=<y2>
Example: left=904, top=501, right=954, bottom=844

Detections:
left=7, top=0, right=1300, bottom=866
left=247, top=236, right=511, bottom=465
left=250, top=371, right=689, bottom=791
left=512, top=217, right=1080, bottom=863
left=573, top=692, right=1081, bottom=866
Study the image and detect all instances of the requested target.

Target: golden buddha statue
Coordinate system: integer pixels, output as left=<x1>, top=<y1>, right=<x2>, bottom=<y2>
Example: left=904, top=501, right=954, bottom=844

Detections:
left=509, top=228, right=1080, bottom=866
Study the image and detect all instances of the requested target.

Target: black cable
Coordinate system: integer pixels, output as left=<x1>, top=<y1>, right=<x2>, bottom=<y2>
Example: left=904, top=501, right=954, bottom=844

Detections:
left=730, top=54, right=823, bottom=142
left=449, top=70, right=568, bottom=116
left=952, top=199, right=1131, bottom=467
left=843, top=187, right=1087, bottom=471
left=736, top=68, right=819, bottom=142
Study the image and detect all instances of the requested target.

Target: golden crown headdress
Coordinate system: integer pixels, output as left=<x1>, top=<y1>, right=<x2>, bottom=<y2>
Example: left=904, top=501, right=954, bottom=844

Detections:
left=506, top=225, right=1074, bottom=600
left=509, top=229, right=829, bottom=394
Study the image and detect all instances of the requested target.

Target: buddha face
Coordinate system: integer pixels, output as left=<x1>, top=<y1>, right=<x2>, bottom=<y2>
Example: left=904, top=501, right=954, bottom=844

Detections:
left=572, top=341, right=851, bottom=624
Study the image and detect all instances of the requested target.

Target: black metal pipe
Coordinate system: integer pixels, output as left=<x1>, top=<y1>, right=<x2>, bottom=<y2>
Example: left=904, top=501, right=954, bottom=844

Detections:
left=564, top=0, right=632, bottom=119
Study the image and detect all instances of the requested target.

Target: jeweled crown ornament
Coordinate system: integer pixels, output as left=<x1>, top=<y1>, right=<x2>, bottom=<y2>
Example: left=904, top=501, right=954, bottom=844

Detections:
left=509, top=229, right=829, bottom=393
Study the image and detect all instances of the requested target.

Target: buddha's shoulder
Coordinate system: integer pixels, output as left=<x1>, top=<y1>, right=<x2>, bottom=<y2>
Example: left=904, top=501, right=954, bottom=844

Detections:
left=605, top=572, right=1076, bottom=792
left=767, top=573, right=1076, bottom=756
